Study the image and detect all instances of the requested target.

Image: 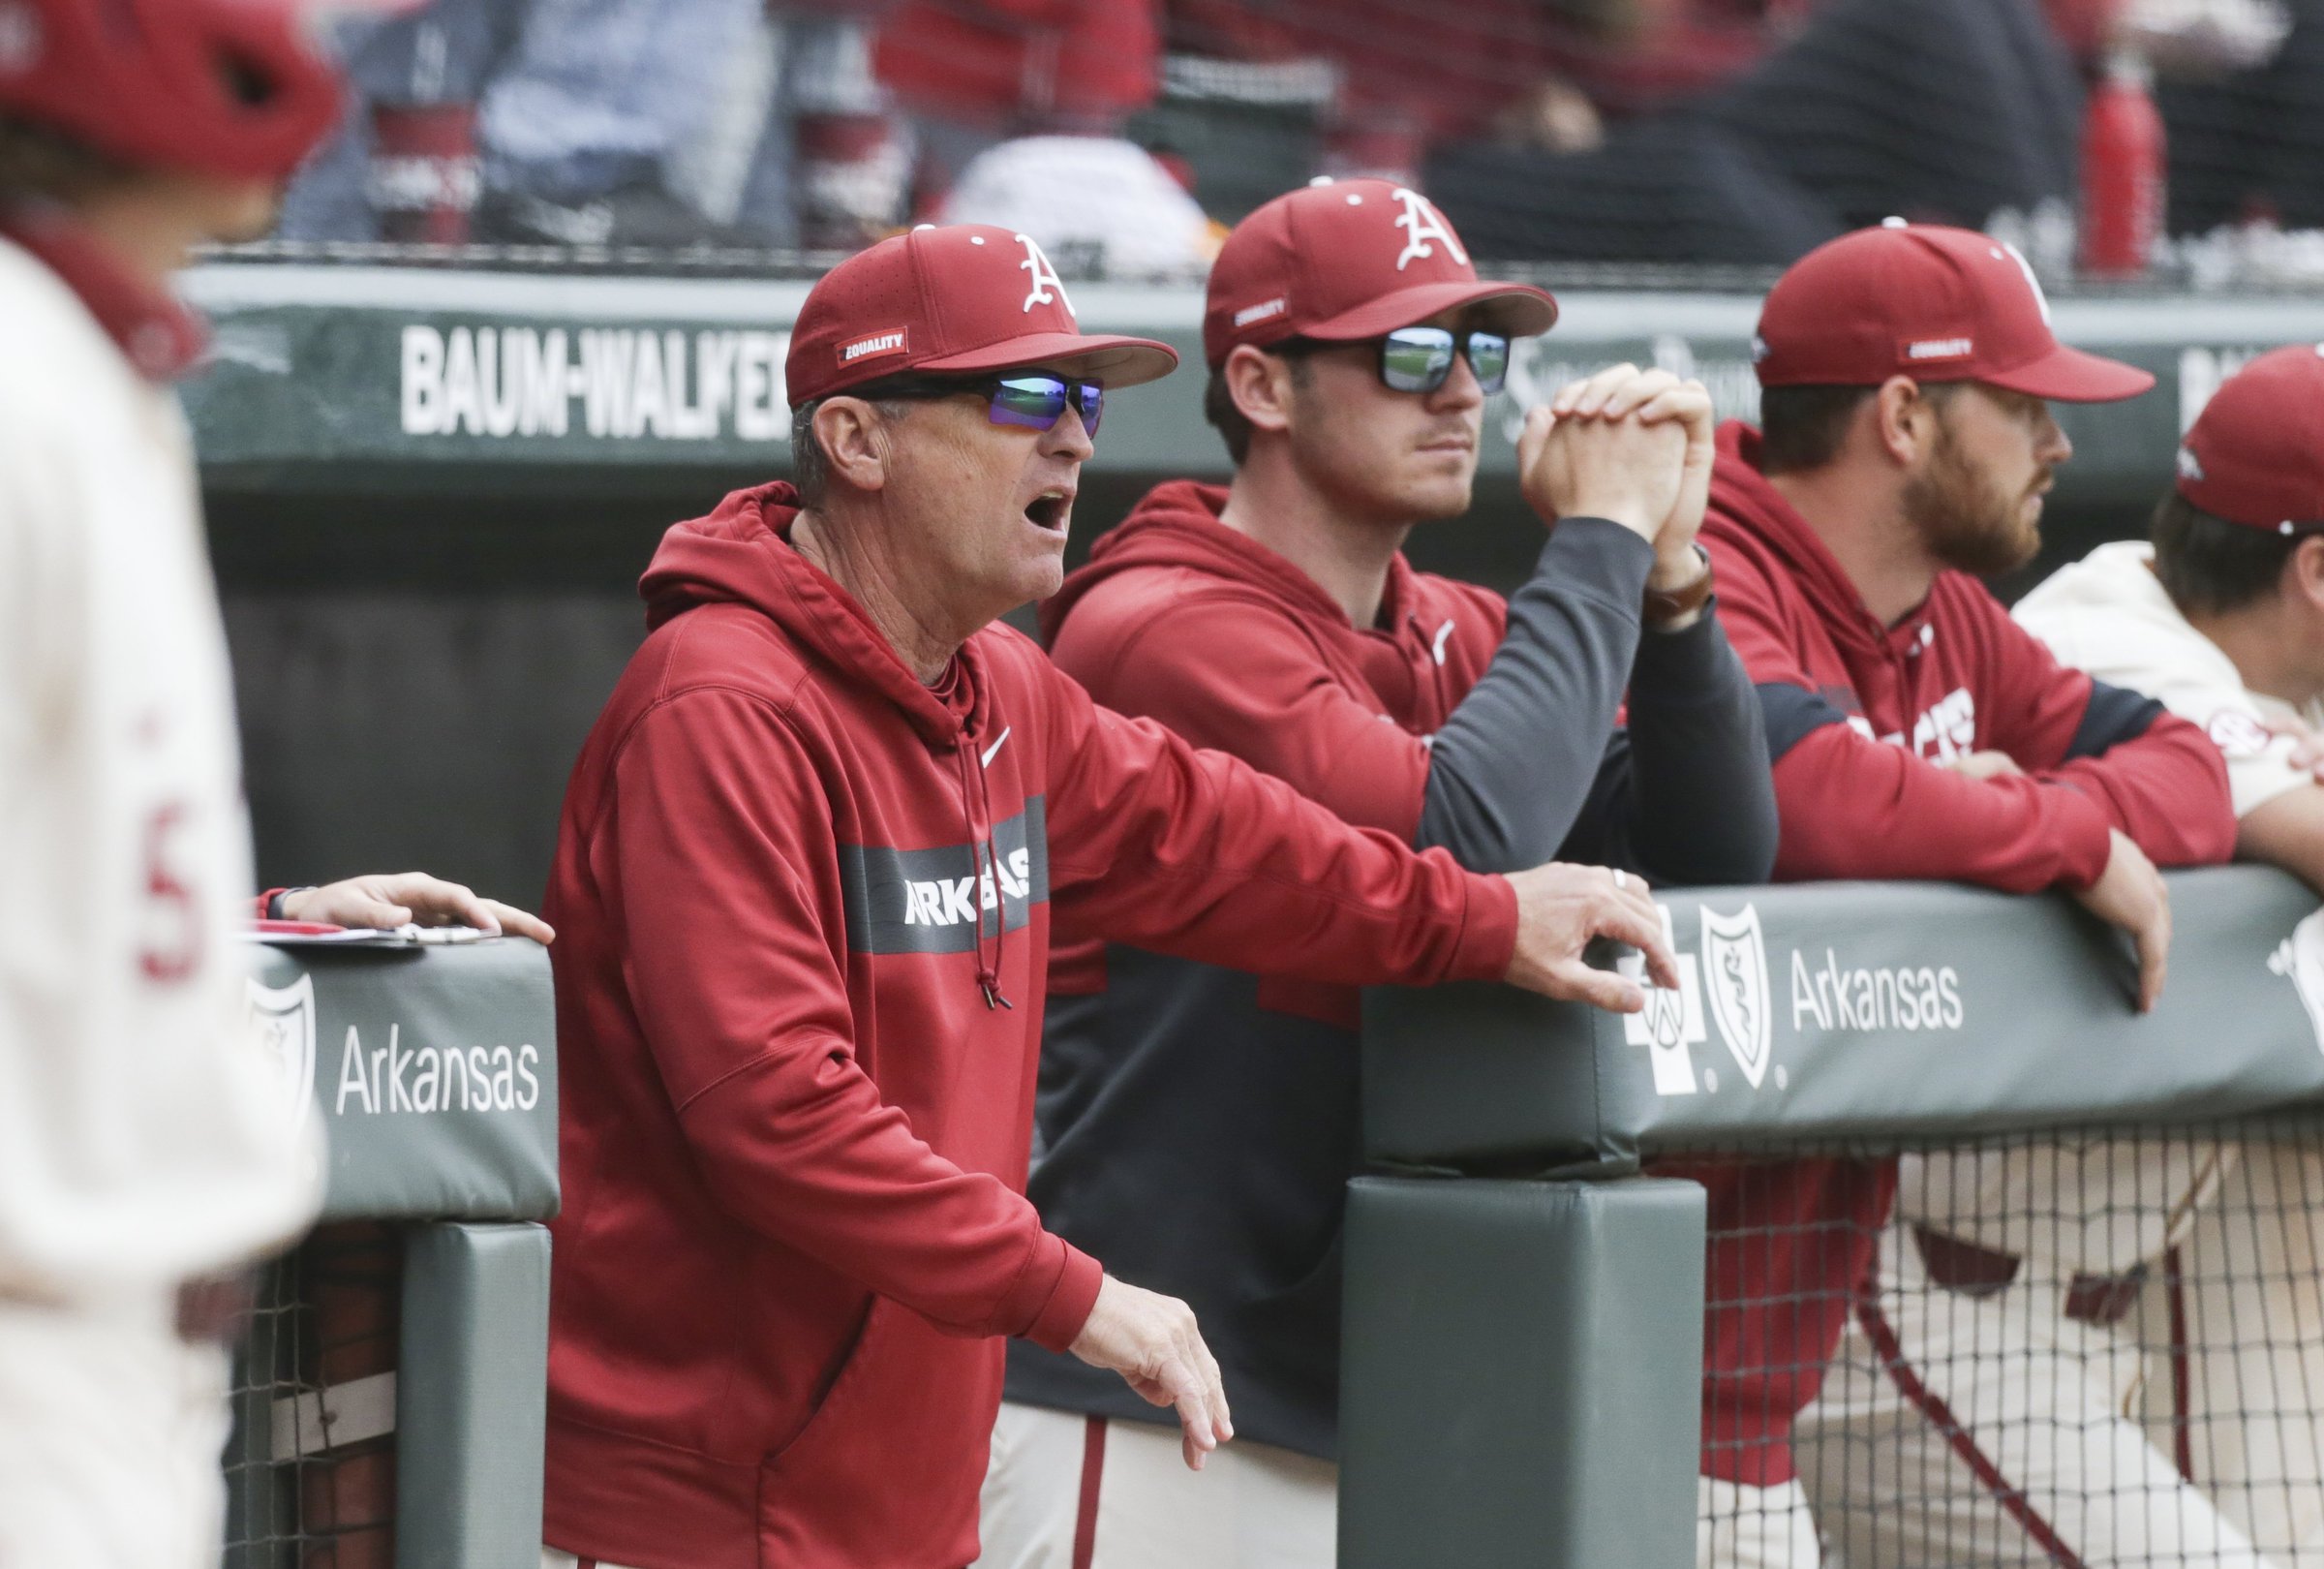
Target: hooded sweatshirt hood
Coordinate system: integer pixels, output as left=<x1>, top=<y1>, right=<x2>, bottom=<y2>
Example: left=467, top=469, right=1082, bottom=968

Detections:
left=1046, top=478, right=1478, bottom=683
left=1705, top=421, right=1939, bottom=662
left=1043, top=477, right=1510, bottom=860
left=643, top=480, right=980, bottom=748
left=1041, top=478, right=1450, bottom=644
left=641, top=481, right=1028, bottom=1004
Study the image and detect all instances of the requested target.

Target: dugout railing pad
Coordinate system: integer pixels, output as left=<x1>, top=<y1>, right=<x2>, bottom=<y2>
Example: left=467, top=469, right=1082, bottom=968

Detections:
left=1363, top=865, right=2324, bottom=1173
left=1343, top=867, right=2324, bottom=1569
left=231, top=938, right=556, bottom=1569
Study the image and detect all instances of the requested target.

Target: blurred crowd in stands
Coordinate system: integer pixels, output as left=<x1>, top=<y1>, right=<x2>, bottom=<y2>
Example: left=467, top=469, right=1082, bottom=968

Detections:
left=271, top=0, right=2324, bottom=280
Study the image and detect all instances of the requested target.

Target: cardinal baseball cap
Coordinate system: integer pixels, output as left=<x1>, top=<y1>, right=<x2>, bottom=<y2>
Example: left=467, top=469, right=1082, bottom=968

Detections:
left=1753, top=220, right=2154, bottom=403
left=2176, top=344, right=2324, bottom=533
left=0, top=0, right=351, bottom=180
left=1203, top=178, right=1558, bottom=369
left=785, top=224, right=1178, bottom=406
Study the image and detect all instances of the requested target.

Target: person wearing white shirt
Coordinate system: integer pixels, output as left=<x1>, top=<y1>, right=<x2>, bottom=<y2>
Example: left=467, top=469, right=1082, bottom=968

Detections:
left=2012, top=342, right=2324, bottom=1568
left=1794, top=348, right=2324, bottom=1569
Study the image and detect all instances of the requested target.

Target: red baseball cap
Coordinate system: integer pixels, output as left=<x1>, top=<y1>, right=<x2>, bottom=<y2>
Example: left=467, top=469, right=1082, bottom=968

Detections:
left=786, top=225, right=1178, bottom=407
left=1753, top=221, right=2154, bottom=403
left=2176, top=344, right=2324, bottom=533
left=0, top=0, right=352, bottom=181
left=1203, top=178, right=1557, bottom=369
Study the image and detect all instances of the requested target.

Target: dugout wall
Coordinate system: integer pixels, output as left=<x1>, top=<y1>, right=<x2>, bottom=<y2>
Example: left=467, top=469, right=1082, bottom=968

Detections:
left=1347, top=866, right=2324, bottom=1569
left=230, top=938, right=557, bottom=1569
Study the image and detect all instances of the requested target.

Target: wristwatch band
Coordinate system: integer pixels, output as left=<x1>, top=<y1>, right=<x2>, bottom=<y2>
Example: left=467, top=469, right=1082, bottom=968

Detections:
left=1642, top=545, right=1715, bottom=628
left=265, top=886, right=317, bottom=920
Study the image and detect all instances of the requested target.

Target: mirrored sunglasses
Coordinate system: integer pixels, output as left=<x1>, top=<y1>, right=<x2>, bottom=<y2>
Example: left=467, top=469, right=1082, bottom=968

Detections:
left=1378, top=326, right=1511, bottom=395
left=857, top=371, right=1105, bottom=437
left=985, top=373, right=1105, bottom=436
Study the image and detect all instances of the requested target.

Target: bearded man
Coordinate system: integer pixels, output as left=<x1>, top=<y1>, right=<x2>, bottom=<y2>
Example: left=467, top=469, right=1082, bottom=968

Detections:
left=1673, top=220, right=2238, bottom=1568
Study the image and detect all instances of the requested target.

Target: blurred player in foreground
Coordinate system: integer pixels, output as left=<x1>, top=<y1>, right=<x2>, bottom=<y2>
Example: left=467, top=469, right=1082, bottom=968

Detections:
left=1689, top=221, right=2236, bottom=1569
left=983, top=177, right=1776, bottom=1569
left=2009, top=343, right=2324, bottom=1565
left=0, top=6, right=551, bottom=1563
left=0, top=2, right=328, bottom=1563
left=534, top=223, right=1683, bottom=1569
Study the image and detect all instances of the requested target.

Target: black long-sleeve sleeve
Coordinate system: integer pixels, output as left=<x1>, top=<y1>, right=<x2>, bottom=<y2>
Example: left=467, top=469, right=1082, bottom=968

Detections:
left=1554, top=605, right=1779, bottom=886
left=1415, top=517, right=1651, bottom=870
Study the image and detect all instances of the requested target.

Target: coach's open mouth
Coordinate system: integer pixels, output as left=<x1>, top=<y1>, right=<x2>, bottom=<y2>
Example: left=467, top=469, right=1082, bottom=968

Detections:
left=1025, top=489, right=1072, bottom=533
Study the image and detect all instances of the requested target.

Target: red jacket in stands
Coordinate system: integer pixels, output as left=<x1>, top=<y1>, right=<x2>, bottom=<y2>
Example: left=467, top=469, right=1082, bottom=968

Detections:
left=537, top=481, right=1517, bottom=1569
left=874, top=0, right=1158, bottom=134
left=1169, top=0, right=1806, bottom=138
left=1168, top=0, right=2111, bottom=141
left=1678, top=421, right=2234, bottom=1485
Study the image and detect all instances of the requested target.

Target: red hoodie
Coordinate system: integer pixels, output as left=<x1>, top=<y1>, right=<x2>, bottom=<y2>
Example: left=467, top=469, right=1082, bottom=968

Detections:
left=874, top=0, right=1157, bottom=136
left=538, top=481, right=1518, bottom=1569
left=1673, top=422, right=2235, bottom=1485
left=1043, top=478, right=1509, bottom=986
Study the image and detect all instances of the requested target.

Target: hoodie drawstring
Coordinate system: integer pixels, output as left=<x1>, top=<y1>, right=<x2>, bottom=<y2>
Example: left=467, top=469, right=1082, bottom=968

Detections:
left=955, top=738, right=1013, bottom=1010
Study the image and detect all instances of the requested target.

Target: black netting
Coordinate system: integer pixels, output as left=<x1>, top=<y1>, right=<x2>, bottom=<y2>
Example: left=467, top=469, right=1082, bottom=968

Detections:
left=1686, top=1121, right=2324, bottom=1569
left=223, top=1223, right=402, bottom=1569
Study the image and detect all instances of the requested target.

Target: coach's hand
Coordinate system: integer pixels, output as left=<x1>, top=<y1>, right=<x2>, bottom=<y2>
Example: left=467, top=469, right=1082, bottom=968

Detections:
left=2071, top=830, right=2170, bottom=1012
left=1518, top=365, right=1689, bottom=543
left=1069, top=1276, right=1233, bottom=1471
left=1501, top=862, right=1681, bottom=1013
left=280, top=873, right=556, bottom=944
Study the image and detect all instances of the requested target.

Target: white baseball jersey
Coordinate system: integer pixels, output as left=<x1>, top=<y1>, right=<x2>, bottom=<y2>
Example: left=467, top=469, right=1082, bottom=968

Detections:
left=0, top=232, right=320, bottom=1306
left=2017, top=538, right=2324, bottom=818
left=2020, top=539, right=2324, bottom=1564
left=1888, top=540, right=2295, bottom=1279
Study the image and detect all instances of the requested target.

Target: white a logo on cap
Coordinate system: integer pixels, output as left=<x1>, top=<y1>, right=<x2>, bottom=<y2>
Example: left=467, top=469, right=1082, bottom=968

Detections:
left=1391, top=188, right=1467, bottom=273
left=1994, top=240, right=2054, bottom=327
left=1018, top=234, right=1075, bottom=318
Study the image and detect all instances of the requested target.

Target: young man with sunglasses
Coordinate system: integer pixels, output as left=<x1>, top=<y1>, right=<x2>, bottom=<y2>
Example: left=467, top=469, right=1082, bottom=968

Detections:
left=980, top=178, right=1778, bottom=1569
left=535, top=221, right=1692, bottom=1569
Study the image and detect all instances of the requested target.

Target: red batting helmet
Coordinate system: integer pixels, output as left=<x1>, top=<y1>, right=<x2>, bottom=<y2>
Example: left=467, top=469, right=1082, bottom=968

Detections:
left=0, top=0, right=346, bottom=181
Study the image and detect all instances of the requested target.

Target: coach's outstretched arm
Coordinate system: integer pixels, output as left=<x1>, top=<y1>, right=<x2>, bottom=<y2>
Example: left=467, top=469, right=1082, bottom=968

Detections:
left=597, top=683, right=1671, bottom=1487
left=1040, top=664, right=1679, bottom=1012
